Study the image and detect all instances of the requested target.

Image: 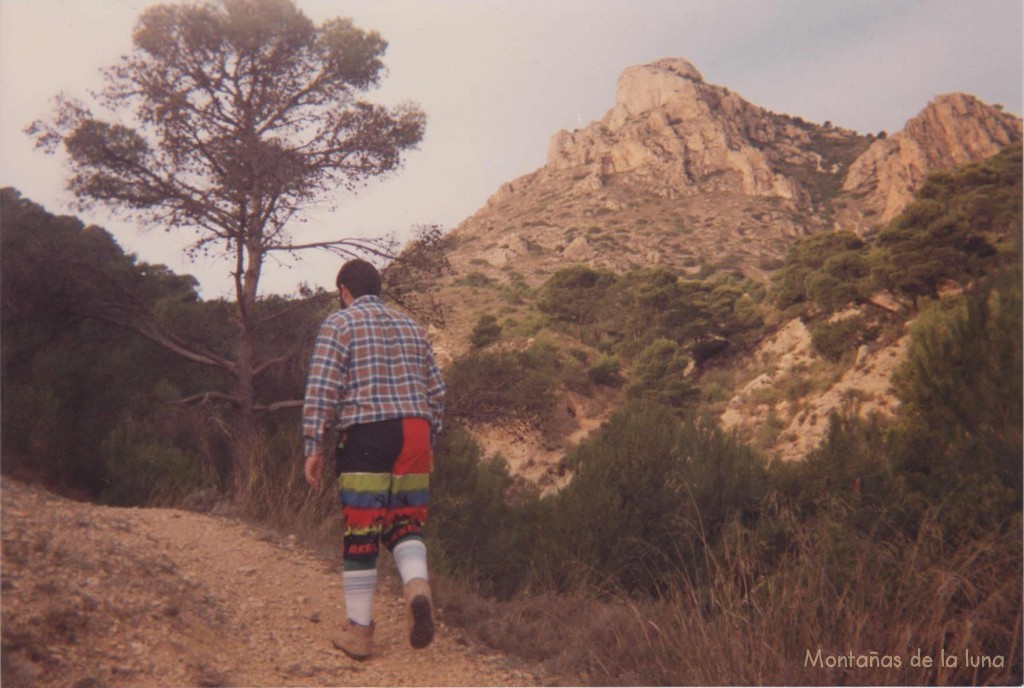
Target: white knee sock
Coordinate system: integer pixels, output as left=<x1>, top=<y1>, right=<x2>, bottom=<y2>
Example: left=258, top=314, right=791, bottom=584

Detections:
left=392, top=538, right=429, bottom=584
left=343, top=568, right=377, bottom=626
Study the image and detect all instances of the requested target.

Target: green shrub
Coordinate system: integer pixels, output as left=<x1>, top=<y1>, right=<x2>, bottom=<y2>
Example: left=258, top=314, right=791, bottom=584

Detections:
left=498, top=272, right=532, bottom=304
left=509, top=311, right=549, bottom=336
left=444, top=349, right=557, bottom=425
left=518, top=338, right=561, bottom=373
left=541, top=403, right=767, bottom=594
left=458, top=271, right=495, bottom=288
left=469, top=313, right=502, bottom=348
left=625, top=339, right=695, bottom=409
left=587, top=354, right=622, bottom=386
left=430, top=425, right=537, bottom=599
left=568, top=348, right=588, bottom=364
left=771, top=231, right=868, bottom=311
left=810, top=315, right=867, bottom=361
left=101, top=415, right=201, bottom=505
left=890, top=272, right=1022, bottom=536
left=537, top=265, right=618, bottom=336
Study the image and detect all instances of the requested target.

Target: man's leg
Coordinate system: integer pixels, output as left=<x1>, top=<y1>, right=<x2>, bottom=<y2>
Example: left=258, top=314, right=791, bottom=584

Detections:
left=393, top=536, right=433, bottom=649
left=338, top=473, right=389, bottom=627
left=334, top=421, right=404, bottom=659
left=383, top=418, right=435, bottom=649
left=334, top=470, right=389, bottom=660
left=392, top=537, right=429, bottom=583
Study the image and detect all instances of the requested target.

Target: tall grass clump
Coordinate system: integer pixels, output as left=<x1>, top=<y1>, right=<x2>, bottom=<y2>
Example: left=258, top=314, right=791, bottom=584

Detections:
left=611, top=506, right=1022, bottom=686
left=231, top=420, right=342, bottom=551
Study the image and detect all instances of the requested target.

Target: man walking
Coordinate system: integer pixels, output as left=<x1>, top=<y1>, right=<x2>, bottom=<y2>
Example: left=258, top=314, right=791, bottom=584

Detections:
left=303, top=259, right=445, bottom=661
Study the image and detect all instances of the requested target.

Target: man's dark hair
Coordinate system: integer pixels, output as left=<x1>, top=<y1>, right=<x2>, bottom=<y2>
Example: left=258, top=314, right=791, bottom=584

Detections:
left=336, top=259, right=382, bottom=298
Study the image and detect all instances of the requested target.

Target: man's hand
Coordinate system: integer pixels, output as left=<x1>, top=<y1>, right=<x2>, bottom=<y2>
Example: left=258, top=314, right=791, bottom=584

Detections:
left=304, top=453, right=324, bottom=489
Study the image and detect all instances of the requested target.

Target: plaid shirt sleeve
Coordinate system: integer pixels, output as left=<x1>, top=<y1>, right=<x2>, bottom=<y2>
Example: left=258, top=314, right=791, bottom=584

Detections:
left=302, top=317, right=349, bottom=456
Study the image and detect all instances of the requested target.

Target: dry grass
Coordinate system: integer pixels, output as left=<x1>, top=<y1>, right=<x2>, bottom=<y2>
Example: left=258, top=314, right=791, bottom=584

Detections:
left=234, top=449, right=342, bottom=557
left=433, top=511, right=1022, bottom=686
left=650, top=514, right=1022, bottom=685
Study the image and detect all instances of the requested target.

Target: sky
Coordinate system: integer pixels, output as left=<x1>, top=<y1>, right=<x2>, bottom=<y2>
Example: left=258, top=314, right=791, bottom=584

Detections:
left=1, top=0, right=1021, bottom=298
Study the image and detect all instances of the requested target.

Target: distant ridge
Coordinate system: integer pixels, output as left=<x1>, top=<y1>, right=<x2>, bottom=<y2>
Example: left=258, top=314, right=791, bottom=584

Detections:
left=436, top=57, right=1020, bottom=335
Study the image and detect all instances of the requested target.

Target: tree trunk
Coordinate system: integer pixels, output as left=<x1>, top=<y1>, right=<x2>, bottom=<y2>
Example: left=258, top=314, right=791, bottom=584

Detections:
left=229, top=231, right=265, bottom=497
left=231, top=321, right=258, bottom=496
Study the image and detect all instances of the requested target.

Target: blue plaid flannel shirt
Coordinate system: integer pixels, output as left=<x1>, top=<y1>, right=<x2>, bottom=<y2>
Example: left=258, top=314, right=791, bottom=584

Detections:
left=302, top=295, right=445, bottom=456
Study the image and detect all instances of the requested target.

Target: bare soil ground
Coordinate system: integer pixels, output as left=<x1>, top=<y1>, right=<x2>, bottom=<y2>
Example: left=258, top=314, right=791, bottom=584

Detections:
left=0, top=478, right=544, bottom=687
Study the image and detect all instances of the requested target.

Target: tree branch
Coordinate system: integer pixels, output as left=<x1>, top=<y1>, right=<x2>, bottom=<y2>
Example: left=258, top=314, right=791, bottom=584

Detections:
left=265, top=236, right=397, bottom=257
left=169, top=390, right=241, bottom=407
left=254, top=399, right=304, bottom=413
left=253, top=292, right=332, bottom=327
left=252, top=338, right=308, bottom=378
left=62, top=257, right=238, bottom=374
left=130, top=317, right=237, bottom=373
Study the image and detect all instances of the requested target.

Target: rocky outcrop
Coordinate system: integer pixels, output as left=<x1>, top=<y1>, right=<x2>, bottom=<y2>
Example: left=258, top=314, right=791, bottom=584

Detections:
left=545, top=58, right=812, bottom=202
left=720, top=316, right=909, bottom=462
left=445, top=57, right=870, bottom=303
left=840, top=93, right=1022, bottom=231
left=455, top=60, right=1024, bottom=295
left=437, top=57, right=1022, bottom=359
left=428, top=58, right=1022, bottom=474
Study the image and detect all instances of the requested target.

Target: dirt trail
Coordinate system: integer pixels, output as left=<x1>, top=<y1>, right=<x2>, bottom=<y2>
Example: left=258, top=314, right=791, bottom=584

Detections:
left=0, top=478, right=542, bottom=687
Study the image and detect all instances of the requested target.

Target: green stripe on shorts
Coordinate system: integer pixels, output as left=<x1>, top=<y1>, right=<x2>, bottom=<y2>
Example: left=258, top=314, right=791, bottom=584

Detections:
left=337, top=472, right=392, bottom=492
left=391, top=473, right=430, bottom=492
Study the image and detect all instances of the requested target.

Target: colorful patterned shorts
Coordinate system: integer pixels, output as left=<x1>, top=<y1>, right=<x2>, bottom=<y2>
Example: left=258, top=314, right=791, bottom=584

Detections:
left=334, top=418, right=431, bottom=565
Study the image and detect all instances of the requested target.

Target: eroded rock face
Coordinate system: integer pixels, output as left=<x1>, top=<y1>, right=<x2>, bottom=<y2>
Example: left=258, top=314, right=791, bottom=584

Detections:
left=840, top=93, right=1023, bottom=230
left=543, top=61, right=1022, bottom=230
left=546, top=57, right=807, bottom=201
left=440, top=57, right=1022, bottom=362
left=430, top=59, right=1022, bottom=473
left=614, top=58, right=705, bottom=116
left=719, top=316, right=909, bottom=462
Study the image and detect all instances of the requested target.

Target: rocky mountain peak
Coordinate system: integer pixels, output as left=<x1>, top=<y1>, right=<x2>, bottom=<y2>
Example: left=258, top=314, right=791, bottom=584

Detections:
left=545, top=57, right=810, bottom=201
left=839, top=93, right=1022, bottom=230
left=456, top=58, right=1021, bottom=311
left=614, top=58, right=705, bottom=116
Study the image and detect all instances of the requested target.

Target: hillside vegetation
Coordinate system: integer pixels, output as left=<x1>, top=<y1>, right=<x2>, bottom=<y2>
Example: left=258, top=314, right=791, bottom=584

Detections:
left=417, top=144, right=1022, bottom=684
left=2, top=146, right=1021, bottom=684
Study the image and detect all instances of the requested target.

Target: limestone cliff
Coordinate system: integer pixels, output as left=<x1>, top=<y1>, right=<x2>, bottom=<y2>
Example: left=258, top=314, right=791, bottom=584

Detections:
left=445, top=58, right=1020, bottom=305
left=546, top=58, right=807, bottom=202
left=839, top=93, right=1022, bottom=231
left=450, top=59, right=870, bottom=309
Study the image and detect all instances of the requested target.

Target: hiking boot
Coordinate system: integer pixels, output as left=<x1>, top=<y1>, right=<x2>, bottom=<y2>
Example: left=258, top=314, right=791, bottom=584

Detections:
left=404, top=578, right=435, bottom=649
left=332, top=620, right=374, bottom=660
